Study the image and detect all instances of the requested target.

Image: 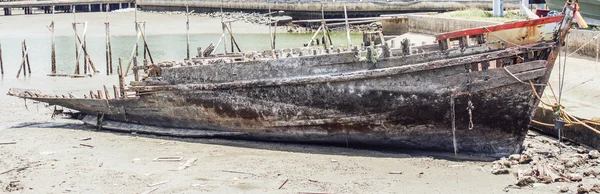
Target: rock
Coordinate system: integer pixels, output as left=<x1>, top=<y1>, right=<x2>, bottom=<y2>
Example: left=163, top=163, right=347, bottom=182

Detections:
left=565, top=161, right=577, bottom=168
left=567, top=173, right=583, bottom=182
left=494, top=160, right=512, bottom=168
left=577, top=184, right=589, bottom=194
left=4, top=181, right=24, bottom=192
left=508, top=154, right=521, bottom=161
left=590, top=184, right=600, bottom=193
left=537, top=175, right=553, bottom=183
left=590, top=150, right=599, bottom=159
left=519, top=154, right=533, bottom=164
left=492, top=169, right=510, bottom=175
left=577, top=147, right=590, bottom=154
left=584, top=168, right=600, bottom=176
left=559, top=186, right=569, bottom=192
left=516, top=176, right=537, bottom=187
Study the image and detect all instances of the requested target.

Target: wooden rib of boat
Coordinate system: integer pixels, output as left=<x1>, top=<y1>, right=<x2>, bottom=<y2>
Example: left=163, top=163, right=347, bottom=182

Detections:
left=7, top=1, right=579, bottom=157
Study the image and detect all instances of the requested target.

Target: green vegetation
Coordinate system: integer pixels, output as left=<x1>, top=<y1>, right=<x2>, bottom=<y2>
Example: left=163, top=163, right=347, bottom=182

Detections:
left=437, top=8, right=526, bottom=22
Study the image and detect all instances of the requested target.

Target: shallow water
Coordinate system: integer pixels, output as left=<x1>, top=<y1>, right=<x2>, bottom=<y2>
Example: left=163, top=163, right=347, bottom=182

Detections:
left=0, top=11, right=362, bottom=96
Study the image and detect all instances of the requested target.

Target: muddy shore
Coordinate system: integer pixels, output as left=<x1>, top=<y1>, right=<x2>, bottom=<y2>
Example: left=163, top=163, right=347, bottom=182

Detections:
left=2, top=9, right=600, bottom=194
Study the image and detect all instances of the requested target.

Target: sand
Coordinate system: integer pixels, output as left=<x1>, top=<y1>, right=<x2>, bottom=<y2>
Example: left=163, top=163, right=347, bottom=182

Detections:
left=2, top=10, right=600, bottom=194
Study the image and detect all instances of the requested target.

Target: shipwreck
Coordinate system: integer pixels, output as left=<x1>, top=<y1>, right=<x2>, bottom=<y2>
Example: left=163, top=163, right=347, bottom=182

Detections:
left=7, top=1, right=579, bottom=157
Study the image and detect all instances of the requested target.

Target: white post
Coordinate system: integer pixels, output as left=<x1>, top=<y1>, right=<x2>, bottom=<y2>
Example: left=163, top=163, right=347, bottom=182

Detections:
left=343, top=5, right=351, bottom=48
left=493, top=0, right=504, bottom=17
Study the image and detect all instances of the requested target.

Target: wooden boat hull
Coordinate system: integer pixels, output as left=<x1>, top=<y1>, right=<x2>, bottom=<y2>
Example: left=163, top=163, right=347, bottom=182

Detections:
left=9, top=57, right=548, bottom=157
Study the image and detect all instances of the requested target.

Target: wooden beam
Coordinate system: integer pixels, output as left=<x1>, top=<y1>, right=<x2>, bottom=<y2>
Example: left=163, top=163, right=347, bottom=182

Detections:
left=436, top=15, right=564, bottom=40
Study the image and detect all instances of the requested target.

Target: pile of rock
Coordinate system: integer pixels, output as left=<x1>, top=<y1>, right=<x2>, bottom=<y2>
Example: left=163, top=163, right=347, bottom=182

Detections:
left=492, top=132, right=600, bottom=192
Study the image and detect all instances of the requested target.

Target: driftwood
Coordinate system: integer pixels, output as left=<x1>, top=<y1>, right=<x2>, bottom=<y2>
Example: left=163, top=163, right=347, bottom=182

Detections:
left=177, top=158, right=197, bottom=170
left=147, top=180, right=169, bottom=187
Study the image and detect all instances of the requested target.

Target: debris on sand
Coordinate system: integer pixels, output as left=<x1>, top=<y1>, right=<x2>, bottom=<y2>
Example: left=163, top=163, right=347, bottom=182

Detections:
left=4, top=181, right=24, bottom=192
left=490, top=131, right=600, bottom=191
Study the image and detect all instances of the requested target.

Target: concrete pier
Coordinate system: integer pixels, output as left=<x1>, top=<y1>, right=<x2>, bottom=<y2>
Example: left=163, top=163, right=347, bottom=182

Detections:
left=137, top=0, right=521, bottom=19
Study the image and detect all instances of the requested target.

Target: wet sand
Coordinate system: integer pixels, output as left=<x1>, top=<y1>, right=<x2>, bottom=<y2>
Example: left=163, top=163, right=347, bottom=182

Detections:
left=2, top=10, right=600, bottom=194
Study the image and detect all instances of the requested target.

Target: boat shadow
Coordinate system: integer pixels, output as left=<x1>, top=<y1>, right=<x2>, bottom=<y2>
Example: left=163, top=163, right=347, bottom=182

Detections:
left=6, top=120, right=497, bottom=162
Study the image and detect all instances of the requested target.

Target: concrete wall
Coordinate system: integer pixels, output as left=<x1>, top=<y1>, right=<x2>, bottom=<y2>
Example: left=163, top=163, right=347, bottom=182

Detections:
left=138, top=0, right=520, bottom=19
left=407, top=15, right=600, bottom=58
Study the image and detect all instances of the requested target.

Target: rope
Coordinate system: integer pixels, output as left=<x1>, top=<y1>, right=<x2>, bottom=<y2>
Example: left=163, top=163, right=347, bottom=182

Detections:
left=504, top=67, right=547, bottom=86
left=528, top=80, right=600, bottom=134
left=566, top=33, right=599, bottom=58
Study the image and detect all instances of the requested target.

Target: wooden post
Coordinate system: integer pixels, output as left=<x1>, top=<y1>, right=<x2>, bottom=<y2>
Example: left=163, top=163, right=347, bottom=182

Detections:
left=113, top=85, right=119, bottom=99
left=84, top=29, right=88, bottom=74
left=133, top=56, right=139, bottom=81
left=89, top=91, right=94, bottom=99
left=97, top=90, right=103, bottom=99
left=49, top=21, right=56, bottom=74
left=103, top=85, right=110, bottom=99
left=21, top=41, right=26, bottom=77
left=0, top=43, right=4, bottom=76
left=273, top=21, right=277, bottom=50
left=118, top=58, right=125, bottom=98
left=16, top=41, right=29, bottom=78
left=321, top=6, right=332, bottom=47
left=230, top=23, right=234, bottom=53
left=136, top=22, right=154, bottom=64
left=73, top=22, right=80, bottom=74
left=343, top=5, right=351, bottom=48
left=142, top=22, right=147, bottom=62
left=186, top=4, right=190, bottom=60
left=24, top=40, right=31, bottom=75
left=268, top=6, right=273, bottom=50
left=223, top=24, right=242, bottom=52
left=105, top=21, right=111, bottom=75
left=220, top=0, right=227, bottom=54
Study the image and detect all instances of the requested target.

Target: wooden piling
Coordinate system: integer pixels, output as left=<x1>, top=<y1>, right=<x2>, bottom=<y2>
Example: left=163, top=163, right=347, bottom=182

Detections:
left=268, top=6, right=273, bottom=50
left=49, top=21, right=56, bottom=74
left=186, top=4, right=190, bottom=60
left=0, top=43, right=3, bottom=76
left=103, top=85, right=110, bottom=99
left=97, top=90, right=103, bottom=99
left=220, top=1, right=227, bottom=54
left=273, top=21, right=277, bottom=50
left=136, top=22, right=154, bottom=64
left=16, top=41, right=30, bottom=78
left=73, top=22, right=80, bottom=74
left=89, top=91, right=94, bottom=99
left=133, top=56, right=139, bottom=81
left=21, top=41, right=26, bottom=77
left=113, top=85, right=119, bottom=99
left=83, top=28, right=88, bottom=74
left=223, top=24, right=242, bottom=53
left=118, top=58, right=125, bottom=98
left=105, top=21, right=112, bottom=75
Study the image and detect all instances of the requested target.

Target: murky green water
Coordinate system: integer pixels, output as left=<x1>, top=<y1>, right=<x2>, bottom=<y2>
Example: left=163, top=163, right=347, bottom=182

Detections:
left=1, top=32, right=361, bottom=75
left=0, top=12, right=362, bottom=96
